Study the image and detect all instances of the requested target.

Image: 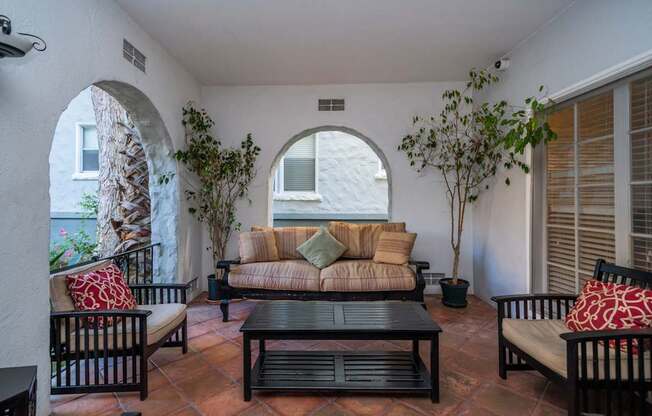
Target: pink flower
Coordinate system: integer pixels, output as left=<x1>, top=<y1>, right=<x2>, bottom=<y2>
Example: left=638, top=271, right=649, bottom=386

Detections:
left=64, top=250, right=73, bottom=258
left=59, top=228, right=68, bottom=237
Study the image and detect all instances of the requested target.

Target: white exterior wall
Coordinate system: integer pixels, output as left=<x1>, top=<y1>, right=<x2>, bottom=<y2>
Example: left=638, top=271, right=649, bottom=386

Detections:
left=49, top=88, right=98, bottom=214
left=0, top=1, right=201, bottom=414
left=200, top=82, right=474, bottom=288
left=273, top=131, right=388, bottom=217
left=472, top=0, right=652, bottom=304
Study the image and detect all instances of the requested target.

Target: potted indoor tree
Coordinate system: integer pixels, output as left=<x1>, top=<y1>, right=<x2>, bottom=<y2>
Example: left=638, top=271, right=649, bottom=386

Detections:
left=174, top=103, right=260, bottom=303
left=399, top=69, right=556, bottom=307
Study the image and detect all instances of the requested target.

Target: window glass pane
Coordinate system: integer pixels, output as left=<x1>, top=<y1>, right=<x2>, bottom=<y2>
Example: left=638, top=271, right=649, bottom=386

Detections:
left=286, top=135, right=315, bottom=158
left=631, top=131, right=652, bottom=182
left=82, top=125, right=98, bottom=150
left=632, top=183, right=652, bottom=235
left=631, top=76, right=652, bottom=131
left=82, top=149, right=99, bottom=172
left=283, top=134, right=316, bottom=191
left=633, top=236, right=652, bottom=271
left=284, top=159, right=315, bottom=191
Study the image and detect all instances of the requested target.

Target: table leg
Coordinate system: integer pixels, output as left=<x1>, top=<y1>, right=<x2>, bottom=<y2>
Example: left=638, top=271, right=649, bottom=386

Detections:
left=243, top=334, right=251, bottom=401
left=412, top=339, right=419, bottom=361
left=430, top=334, right=439, bottom=403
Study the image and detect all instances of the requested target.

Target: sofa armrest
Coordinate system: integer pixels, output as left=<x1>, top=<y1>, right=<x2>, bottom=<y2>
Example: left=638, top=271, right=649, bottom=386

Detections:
left=129, top=283, right=190, bottom=305
left=216, top=259, right=240, bottom=270
left=409, top=260, right=430, bottom=271
left=492, top=293, right=579, bottom=324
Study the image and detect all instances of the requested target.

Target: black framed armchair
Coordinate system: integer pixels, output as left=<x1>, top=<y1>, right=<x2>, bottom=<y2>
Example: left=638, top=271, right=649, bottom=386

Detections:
left=49, top=260, right=190, bottom=400
left=492, top=259, right=652, bottom=416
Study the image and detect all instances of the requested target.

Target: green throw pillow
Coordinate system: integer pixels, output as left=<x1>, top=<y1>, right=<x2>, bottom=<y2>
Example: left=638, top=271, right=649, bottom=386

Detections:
left=297, top=227, right=346, bottom=269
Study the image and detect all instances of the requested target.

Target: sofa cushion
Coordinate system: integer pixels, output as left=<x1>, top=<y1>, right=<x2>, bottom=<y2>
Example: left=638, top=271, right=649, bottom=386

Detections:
left=373, top=231, right=417, bottom=265
left=297, top=227, right=346, bottom=269
left=239, top=230, right=280, bottom=264
left=320, top=260, right=416, bottom=292
left=229, top=260, right=320, bottom=292
left=328, top=222, right=406, bottom=259
left=67, top=303, right=187, bottom=352
left=502, top=318, right=651, bottom=379
left=252, top=226, right=319, bottom=260
left=49, top=260, right=113, bottom=312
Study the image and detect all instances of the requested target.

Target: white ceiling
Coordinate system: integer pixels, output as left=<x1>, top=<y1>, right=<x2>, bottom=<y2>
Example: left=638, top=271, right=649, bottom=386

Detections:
left=116, top=0, right=573, bottom=86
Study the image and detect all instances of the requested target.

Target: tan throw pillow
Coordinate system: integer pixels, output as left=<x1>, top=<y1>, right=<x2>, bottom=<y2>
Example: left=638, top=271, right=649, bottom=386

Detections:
left=328, top=222, right=406, bottom=258
left=373, top=231, right=417, bottom=265
left=239, top=231, right=280, bottom=264
left=252, top=225, right=319, bottom=260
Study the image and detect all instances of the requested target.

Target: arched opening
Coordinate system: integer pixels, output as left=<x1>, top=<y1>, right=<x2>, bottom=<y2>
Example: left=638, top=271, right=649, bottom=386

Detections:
left=48, top=82, right=178, bottom=282
left=269, top=126, right=391, bottom=227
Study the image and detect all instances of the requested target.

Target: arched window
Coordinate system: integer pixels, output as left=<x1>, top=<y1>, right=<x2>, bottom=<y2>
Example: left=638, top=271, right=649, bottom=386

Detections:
left=272, top=129, right=389, bottom=227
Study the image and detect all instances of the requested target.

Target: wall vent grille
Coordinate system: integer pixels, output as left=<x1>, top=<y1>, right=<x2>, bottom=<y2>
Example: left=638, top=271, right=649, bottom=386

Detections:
left=318, top=98, right=344, bottom=111
left=423, top=272, right=445, bottom=287
left=123, top=39, right=146, bottom=73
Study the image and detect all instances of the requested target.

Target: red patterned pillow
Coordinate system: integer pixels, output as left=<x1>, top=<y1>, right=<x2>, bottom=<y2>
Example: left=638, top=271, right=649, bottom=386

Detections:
left=565, top=280, right=652, bottom=352
left=66, top=263, right=137, bottom=327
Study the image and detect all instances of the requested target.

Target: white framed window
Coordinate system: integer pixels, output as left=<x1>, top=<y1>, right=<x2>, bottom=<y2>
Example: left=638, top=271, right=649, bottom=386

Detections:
left=273, top=134, right=321, bottom=201
left=375, top=159, right=387, bottom=180
left=539, top=69, right=652, bottom=293
left=73, top=123, right=99, bottom=180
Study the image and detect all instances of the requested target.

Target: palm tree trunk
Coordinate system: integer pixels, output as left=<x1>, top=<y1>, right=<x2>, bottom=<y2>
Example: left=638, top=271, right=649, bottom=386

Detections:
left=91, top=86, right=127, bottom=257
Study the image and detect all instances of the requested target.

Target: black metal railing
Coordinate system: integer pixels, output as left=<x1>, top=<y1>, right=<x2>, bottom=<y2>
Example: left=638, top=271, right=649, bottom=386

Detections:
left=51, top=243, right=160, bottom=285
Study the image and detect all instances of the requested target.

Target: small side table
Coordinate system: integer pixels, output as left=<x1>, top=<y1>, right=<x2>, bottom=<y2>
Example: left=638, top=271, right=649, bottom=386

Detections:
left=0, top=366, right=37, bottom=416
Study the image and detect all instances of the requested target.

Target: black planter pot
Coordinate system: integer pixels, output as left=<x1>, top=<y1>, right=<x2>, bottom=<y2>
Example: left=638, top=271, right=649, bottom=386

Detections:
left=207, top=274, right=219, bottom=304
left=439, top=278, right=470, bottom=308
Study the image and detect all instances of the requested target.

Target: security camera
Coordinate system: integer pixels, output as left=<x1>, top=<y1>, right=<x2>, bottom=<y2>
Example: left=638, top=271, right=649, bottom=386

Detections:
left=494, top=59, right=510, bottom=71
left=0, top=15, right=46, bottom=58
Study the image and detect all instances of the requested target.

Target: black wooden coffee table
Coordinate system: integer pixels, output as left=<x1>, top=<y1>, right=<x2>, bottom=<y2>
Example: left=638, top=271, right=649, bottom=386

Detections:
left=240, top=301, right=442, bottom=402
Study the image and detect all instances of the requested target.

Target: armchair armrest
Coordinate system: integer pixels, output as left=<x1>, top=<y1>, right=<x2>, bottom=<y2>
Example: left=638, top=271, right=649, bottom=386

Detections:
left=492, top=293, right=579, bottom=321
left=129, top=283, right=190, bottom=305
left=560, top=327, right=652, bottom=343
left=51, top=309, right=152, bottom=319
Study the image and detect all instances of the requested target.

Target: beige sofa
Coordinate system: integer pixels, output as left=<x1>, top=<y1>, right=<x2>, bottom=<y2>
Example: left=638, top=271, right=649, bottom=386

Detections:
left=215, top=222, right=429, bottom=321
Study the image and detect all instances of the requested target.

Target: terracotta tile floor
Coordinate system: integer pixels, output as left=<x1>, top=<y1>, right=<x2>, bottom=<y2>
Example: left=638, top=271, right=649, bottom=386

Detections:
left=50, top=294, right=567, bottom=416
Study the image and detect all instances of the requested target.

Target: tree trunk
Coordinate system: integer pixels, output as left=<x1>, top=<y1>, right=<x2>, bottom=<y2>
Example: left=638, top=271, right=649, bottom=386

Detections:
left=112, top=123, right=151, bottom=253
left=91, top=86, right=128, bottom=257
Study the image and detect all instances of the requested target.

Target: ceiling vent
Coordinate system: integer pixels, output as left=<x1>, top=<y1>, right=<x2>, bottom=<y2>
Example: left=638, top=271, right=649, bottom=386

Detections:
left=318, top=98, right=344, bottom=111
left=123, top=39, right=146, bottom=73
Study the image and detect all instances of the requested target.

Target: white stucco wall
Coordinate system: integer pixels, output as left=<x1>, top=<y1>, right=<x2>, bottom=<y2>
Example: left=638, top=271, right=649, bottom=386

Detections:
left=472, top=0, right=652, bottom=304
left=0, top=1, right=201, bottom=414
left=49, top=87, right=98, bottom=214
left=273, top=131, right=388, bottom=217
left=200, top=82, right=474, bottom=286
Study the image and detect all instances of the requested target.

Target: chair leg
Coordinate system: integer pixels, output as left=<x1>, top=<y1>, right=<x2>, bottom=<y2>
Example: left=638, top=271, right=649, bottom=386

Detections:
left=139, top=355, right=148, bottom=401
left=498, top=338, right=507, bottom=379
left=220, top=300, right=230, bottom=322
left=181, top=319, right=188, bottom=354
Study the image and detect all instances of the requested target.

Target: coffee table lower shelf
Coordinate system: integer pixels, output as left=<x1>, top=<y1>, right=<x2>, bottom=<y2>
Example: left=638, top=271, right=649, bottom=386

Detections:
left=250, top=350, right=433, bottom=397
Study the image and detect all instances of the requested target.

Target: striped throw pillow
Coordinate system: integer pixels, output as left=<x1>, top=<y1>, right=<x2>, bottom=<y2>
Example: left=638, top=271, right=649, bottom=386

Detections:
left=252, top=226, right=319, bottom=260
left=373, top=231, right=417, bottom=265
left=328, top=222, right=406, bottom=259
left=239, top=231, right=280, bottom=264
